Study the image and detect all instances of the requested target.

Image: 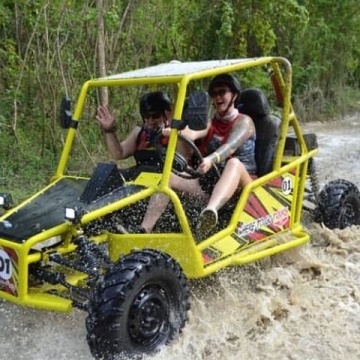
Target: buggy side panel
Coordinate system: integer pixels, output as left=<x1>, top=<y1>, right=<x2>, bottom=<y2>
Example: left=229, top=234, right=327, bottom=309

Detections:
left=200, top=171, right=296, bottom=265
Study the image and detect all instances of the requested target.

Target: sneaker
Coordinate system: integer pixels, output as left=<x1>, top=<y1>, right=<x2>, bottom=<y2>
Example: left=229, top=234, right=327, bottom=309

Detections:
left=116, top=223, right=146, bottom=234
left=197, top=208, right=218, bottom=239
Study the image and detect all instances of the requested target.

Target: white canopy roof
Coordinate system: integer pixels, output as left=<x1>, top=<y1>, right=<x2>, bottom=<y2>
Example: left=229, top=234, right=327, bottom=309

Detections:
left=101, top=59, right=251, bottom=80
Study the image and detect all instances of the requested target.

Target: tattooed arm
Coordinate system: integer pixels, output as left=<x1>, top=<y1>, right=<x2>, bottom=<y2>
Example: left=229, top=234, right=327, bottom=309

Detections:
left=207, top=114, right=255, bottom=165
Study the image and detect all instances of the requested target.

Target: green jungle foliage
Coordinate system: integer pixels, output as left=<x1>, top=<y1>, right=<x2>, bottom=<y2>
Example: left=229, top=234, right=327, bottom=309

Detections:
left=0, top=0, right=360, bottom=200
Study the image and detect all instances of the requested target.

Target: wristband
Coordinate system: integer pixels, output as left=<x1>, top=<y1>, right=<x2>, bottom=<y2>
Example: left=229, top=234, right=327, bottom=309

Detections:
left=102, top=126, right=117, bottom=133
left=212, top=151, right=221, bottom=164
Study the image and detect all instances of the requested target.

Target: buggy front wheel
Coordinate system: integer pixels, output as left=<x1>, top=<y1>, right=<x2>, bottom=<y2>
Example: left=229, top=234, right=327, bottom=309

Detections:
left=86, top=249, right=190, bottom=360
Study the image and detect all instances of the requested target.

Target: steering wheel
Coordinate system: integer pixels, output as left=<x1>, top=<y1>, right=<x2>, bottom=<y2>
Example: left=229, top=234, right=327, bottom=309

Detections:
left=154, top=132, right=204, bottom=179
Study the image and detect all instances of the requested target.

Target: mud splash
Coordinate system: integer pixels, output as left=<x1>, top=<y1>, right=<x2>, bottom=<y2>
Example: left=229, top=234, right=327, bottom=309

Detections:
left=152, top=223, right=360, bottom=360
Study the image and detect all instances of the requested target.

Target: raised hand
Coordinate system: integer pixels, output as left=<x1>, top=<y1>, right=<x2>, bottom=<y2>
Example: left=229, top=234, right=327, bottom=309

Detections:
left=96, top=105, right=116, bottom=132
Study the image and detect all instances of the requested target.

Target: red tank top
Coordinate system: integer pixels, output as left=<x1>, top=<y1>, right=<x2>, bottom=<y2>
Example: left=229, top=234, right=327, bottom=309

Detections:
left=199, top=116, right=237, bottom=154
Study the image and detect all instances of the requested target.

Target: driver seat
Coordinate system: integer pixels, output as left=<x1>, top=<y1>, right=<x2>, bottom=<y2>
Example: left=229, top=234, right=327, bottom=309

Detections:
left=238, top=88, right=281, bottom=176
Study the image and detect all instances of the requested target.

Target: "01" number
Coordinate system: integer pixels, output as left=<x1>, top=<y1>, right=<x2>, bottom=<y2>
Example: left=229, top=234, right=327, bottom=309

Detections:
left=282, top=176, right=293, bottom=195
left=0, top=249, right=12, bottom=281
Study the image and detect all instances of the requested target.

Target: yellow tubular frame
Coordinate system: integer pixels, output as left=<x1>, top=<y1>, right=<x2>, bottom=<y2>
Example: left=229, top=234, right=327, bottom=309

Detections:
left=0, top=57, right=318, bottom=311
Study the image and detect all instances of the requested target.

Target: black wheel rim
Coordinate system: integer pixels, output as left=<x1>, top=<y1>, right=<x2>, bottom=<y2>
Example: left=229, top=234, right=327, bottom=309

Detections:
left=128, top=284, right=171, bottom=349
left=339, top=200, right=360, bottom=229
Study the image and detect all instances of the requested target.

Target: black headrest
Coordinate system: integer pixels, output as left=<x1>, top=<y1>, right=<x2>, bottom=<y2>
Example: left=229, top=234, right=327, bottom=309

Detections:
left=181, top=91, right=209, bottom=130
left=238, top=88, right=271, bottom=118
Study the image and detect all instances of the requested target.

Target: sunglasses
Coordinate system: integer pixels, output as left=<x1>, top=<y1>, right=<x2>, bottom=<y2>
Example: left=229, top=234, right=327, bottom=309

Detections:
left=143, top=112, right=162, bottom=120
left=209, top=88, right=230, bottom=98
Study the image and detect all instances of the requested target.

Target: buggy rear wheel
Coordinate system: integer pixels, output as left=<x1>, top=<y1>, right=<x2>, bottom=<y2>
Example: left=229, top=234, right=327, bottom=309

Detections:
left=86, top=249, right=190, bottom=360
left=315, top=179, right=360, bottom=229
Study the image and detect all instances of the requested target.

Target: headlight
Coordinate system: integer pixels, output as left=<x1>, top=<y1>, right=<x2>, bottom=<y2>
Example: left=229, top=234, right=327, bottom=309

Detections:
left=0, top=193, right=13, bottom=210
left=65, top=206, right=84, bottom=223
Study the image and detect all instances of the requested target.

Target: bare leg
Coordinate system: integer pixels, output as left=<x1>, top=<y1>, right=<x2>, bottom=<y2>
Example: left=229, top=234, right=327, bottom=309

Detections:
left=197, top=158, right=253, bottom=238
left=207, top=158, right=252, bottom=210
left=141, top=192, right=169, bottom=232
left=141, top=173, right=209, bottom=232
left=171, top=175, right=207, bottom=198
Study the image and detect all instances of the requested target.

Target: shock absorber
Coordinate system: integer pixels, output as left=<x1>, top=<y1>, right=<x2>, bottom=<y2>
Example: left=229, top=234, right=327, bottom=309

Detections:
left=308, top=158, right=320, bottom=205
left=75, top=235, right=100, bottom=272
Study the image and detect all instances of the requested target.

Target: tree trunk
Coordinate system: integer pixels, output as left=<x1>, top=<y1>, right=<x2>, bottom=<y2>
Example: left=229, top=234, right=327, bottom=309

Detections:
left=96, top=0, right=108, bottom=106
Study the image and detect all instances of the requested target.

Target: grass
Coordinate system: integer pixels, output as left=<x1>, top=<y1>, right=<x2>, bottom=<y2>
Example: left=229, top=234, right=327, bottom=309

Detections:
left=293, top=86, right=360, bottom=123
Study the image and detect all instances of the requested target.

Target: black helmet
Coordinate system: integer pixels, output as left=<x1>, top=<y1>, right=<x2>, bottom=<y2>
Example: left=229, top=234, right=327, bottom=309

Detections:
left=208, top=74, right=241, bottom=97
left=139, top=91, right=171, bottom=118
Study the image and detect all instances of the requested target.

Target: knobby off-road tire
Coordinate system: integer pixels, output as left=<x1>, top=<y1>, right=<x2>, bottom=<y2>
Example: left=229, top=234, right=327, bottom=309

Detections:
left=86, top=249, right=190, bottom=360
left=315, top=179, right=360, bottom=229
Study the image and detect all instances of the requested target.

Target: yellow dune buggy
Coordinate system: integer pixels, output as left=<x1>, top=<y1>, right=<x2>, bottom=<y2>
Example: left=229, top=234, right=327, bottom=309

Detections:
left=0, top=57, right=359, bottom=360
